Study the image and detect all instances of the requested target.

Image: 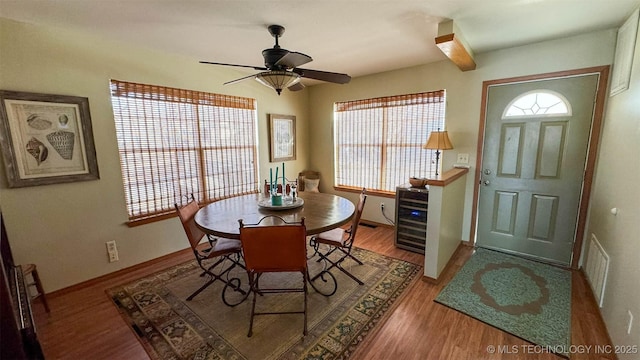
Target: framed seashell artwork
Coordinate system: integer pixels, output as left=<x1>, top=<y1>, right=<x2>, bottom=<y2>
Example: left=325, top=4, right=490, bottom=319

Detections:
left=0, top=90, right=99, bottom=187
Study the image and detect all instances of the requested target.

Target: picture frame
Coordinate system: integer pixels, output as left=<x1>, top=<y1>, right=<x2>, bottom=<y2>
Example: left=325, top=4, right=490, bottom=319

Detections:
left=0, top=90, right=100, bottom=187
left=610, top=8, right=639, bottom=96
left=268, top=114, right=296, bottom=162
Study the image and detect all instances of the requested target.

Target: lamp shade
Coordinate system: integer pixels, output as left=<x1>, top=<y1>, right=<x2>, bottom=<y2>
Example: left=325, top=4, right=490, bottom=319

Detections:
left=423, top=131, right=454, bottom=150
left=255, top=71, right=301, bottom=95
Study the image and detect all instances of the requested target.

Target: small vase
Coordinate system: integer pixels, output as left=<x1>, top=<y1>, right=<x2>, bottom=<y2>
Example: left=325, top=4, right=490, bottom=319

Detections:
left=271, top=194, right=283, bottom=206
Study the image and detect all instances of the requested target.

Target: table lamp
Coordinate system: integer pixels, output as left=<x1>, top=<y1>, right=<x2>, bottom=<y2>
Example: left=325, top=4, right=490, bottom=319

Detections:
left=423, top=130, right=454, bottom=176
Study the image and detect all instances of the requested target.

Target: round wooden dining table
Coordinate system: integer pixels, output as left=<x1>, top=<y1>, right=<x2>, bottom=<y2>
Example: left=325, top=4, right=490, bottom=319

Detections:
left=194, top=192, right=356, bottom=239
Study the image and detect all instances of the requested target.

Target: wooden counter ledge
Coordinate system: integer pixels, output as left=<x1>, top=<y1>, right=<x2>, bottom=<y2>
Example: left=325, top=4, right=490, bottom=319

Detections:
left=426, top=167, right=469, bottom=187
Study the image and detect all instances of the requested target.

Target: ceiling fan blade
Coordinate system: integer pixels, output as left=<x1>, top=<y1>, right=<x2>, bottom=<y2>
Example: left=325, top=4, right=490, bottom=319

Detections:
left=275, top=52, right=313, bottom=69
left=292, top=68, right=351, bottom=84
left=288, top=82, right=305, bottom=92
left=223, top=73, right=257, bottom=86
left=200, top=61, right=267, bottom=71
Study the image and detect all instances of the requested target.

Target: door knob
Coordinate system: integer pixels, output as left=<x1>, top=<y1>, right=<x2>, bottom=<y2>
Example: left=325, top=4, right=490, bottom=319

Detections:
left=483, top=180, right=490, bottom=186
left=484, top=169, right=492, bottom=175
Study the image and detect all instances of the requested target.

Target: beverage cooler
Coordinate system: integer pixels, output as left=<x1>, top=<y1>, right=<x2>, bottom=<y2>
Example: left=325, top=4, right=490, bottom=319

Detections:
left=394, top=184, right=428, bottom=254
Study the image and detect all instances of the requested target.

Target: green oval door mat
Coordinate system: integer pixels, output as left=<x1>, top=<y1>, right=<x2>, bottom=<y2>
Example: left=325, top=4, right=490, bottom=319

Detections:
left=435, top=248, right=571, bottom=357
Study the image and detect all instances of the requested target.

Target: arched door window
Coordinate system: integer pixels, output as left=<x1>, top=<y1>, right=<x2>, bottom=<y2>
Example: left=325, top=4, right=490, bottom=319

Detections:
left=502, top=90, right=571, bottom=118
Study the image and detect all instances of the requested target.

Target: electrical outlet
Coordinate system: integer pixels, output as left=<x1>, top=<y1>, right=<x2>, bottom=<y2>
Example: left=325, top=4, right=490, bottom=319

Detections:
left=457, top=153, right=469, bottom=164
left=380, top=203, right=385, bottom=210
left=106, top=240, right=119, bottom=262
left=628, top=310, right=634, bottom=335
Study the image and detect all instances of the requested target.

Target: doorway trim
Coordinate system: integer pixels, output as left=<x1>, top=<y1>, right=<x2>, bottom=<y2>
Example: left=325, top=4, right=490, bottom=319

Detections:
left=469, top=66, right=610, bottom=269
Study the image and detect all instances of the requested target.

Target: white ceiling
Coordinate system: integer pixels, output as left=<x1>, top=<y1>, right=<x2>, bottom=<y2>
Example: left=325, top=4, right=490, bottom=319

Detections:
left=1, top=0, right=639, bottom=86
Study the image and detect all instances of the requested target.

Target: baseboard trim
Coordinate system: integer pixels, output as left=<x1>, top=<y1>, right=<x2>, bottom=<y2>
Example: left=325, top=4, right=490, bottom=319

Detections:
left=577, top=267, right=617, bottom=351
left=46, top=248, right=193, bottom=299
left=422, top=241, right=468, bottom=284
left=359, top=219, right=394, bottom=229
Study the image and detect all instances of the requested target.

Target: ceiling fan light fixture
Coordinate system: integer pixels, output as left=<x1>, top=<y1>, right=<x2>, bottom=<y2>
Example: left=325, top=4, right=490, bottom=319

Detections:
left=255, top=71, right=300, bottom=95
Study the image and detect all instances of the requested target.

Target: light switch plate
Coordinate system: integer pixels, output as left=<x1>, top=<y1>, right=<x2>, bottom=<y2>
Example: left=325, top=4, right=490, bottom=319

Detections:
left=106, top=240, right=119, bottom=262
left=457, top=153, right=469, bottom=164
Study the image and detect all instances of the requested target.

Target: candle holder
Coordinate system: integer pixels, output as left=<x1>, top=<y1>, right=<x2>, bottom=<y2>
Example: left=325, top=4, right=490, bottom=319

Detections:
left=271, top=193, right=283, bottom=206
left=268, top=162, right=287, bottom=204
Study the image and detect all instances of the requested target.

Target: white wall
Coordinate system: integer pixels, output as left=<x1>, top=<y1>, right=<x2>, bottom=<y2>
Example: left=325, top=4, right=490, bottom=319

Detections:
left=0, top=18, right=310, bottom=292
left=584, top=12, right=640, bottom=357
left=424, top=173, right=467, bottom=279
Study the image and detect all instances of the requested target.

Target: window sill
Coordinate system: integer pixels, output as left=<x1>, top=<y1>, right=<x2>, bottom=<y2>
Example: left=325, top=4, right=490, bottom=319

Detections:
left=126, top=212, right=177, bottom=227
left=333, top=186, right=396, bottom=198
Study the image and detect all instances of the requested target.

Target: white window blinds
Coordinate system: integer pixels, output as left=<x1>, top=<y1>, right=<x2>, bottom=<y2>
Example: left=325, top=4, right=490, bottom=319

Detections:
left=110, top=80, right=258, bottom=223
left=334, top=90, right=446, bottom=193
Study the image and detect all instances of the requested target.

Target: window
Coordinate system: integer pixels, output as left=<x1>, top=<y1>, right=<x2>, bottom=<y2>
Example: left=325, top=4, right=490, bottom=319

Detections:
left=503, top=90, right=571, bottom=118
left=334, top=90, right=446, bottom=194
left=110, top=80, right=258, bottom=223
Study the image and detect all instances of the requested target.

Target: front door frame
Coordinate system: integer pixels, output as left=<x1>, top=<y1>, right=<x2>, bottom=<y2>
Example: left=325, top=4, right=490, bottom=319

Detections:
left=469, top=66, right=610, bottom=269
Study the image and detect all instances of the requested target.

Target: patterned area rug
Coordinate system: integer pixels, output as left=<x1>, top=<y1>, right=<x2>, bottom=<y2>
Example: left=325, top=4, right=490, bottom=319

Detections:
left=435, top=248, right=571, bottom=357
left=107, top=247, right=421, bottom=360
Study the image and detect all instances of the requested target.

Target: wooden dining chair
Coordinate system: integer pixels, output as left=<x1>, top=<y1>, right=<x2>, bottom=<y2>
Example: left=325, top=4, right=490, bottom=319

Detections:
left=22, top=263, right=50, bottom=313
left=310, top=188, right=367, bottom=285
left=238, top=216, right=308, bottom=337
left=175, top=195, right=245, bottom=306
left=263, top=180, right=293, bottom=196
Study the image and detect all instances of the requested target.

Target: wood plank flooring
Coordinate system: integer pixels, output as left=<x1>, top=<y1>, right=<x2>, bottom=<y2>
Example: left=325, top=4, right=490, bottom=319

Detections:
left=32, top=225, right=615, bottom=360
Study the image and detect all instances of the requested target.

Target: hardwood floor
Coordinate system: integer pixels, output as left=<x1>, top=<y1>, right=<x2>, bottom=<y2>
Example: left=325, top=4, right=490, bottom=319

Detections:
left=33, top=225, right=614, bottom=360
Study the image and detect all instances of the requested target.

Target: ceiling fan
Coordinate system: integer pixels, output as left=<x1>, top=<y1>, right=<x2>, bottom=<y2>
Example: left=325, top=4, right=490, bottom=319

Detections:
left=200, top=25, right=351, bottom=95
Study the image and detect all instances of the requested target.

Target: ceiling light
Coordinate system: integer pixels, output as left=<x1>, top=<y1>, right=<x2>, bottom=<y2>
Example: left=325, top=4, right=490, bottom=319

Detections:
left=255, top=71, right=301, bottom=95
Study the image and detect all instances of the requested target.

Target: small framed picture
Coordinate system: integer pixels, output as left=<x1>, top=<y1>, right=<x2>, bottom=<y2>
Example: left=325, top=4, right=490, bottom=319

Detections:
left=0, top=90, right=100, bottom=187
left=268, top=114, right=296, bottom=162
